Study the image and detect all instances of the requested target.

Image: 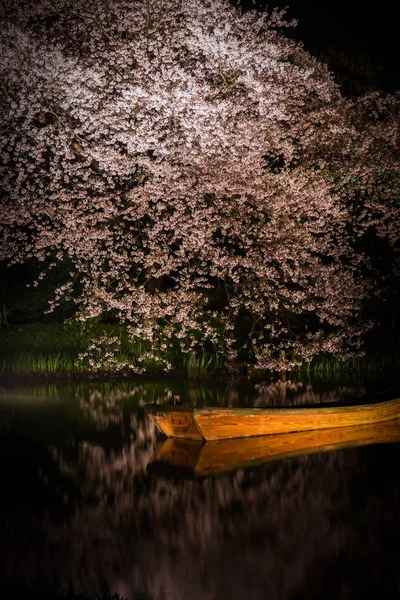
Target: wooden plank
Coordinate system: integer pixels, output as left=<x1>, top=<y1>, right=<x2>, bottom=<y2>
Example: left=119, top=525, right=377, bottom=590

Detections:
left=193, top=398, right=400, bottom=440
left=146, top=406, right=203, bottom=440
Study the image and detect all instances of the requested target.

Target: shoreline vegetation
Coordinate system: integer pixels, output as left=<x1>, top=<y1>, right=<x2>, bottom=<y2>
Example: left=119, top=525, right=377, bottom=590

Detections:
left=1, top=322, right=399, bottom=384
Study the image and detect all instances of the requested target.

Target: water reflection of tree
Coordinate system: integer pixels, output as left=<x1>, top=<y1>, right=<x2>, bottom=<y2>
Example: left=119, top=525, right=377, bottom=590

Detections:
left=74, top=378, right=366, bottom=415
left=252, top=380, right=366, bottom=407
left=15, top=442, right=400, bottom=599
left=2, top=381, right=398, bottom=599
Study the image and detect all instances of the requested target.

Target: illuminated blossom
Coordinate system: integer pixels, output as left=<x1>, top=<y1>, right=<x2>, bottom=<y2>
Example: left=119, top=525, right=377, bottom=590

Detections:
left=1, top=0, right=399, bottom=369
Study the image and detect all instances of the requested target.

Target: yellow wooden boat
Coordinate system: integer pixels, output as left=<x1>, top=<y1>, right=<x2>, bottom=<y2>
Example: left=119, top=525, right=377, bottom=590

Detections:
left=148, top=420, right=400, bottom=478
left=145, top=393, right=400, bottom=441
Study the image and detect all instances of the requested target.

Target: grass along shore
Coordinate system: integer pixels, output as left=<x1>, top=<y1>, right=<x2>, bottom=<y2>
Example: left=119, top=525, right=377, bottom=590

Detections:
left=1, top=322, right=399, bottom=380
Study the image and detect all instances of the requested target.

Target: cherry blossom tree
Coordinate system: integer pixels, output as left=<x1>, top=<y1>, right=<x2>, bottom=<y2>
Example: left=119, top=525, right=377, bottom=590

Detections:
left=1, top=0, right=399, bottom=370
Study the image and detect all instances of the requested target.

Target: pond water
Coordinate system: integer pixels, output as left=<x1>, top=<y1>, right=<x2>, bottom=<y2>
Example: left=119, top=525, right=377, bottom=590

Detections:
left=1, top=375, right=400, bottom=599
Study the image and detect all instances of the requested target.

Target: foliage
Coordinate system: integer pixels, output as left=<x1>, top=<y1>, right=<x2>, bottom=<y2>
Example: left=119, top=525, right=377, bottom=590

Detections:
left=1, top=0, right=399, bottom=371
left=0, top=321, right=185, bottom=374
left=184, top=350, right=220, bottom=379
left=298, top=353, right=400, bottom=376
left=0, top=259, right=77, bottom=323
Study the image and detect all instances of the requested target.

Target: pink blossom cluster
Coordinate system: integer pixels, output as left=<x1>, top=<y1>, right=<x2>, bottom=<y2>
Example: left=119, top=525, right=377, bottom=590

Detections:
left=1, top=0, right=399, bottom=369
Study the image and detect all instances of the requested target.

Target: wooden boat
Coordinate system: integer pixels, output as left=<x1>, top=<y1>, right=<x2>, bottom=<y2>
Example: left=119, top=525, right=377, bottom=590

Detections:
left=147, top=420, right=400, bottom=479
left=145, top=393, right=400, bottom=440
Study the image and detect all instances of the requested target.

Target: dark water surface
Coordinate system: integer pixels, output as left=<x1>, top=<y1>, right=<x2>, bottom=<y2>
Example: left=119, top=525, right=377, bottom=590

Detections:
left=1, top=376, right=400, bottom=599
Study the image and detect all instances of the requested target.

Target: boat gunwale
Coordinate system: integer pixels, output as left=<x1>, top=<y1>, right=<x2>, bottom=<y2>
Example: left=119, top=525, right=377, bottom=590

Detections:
left=145, top=395, right=400, bottom=417
left=194, top=396, right=400, bottom=416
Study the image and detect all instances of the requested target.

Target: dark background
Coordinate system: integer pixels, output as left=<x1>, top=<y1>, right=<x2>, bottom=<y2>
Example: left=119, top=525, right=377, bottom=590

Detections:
left=240, top=0, right=399, bottom=92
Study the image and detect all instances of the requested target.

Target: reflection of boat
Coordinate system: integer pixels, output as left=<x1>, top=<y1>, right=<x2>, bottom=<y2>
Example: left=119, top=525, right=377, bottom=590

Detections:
left=147, top=420, right=400, bottom=478
left=145, top=394, right=400, bottom=440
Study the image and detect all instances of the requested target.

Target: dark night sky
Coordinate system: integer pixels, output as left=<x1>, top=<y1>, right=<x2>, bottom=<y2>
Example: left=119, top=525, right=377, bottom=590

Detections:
left=244, top=0, right=399, bottom=90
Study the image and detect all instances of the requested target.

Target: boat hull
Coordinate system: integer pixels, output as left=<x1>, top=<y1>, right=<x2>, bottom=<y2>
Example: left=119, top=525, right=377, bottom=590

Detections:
left=147, top=406, right=202, bottom=439
left=146, top=397, right=400, bottom=441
